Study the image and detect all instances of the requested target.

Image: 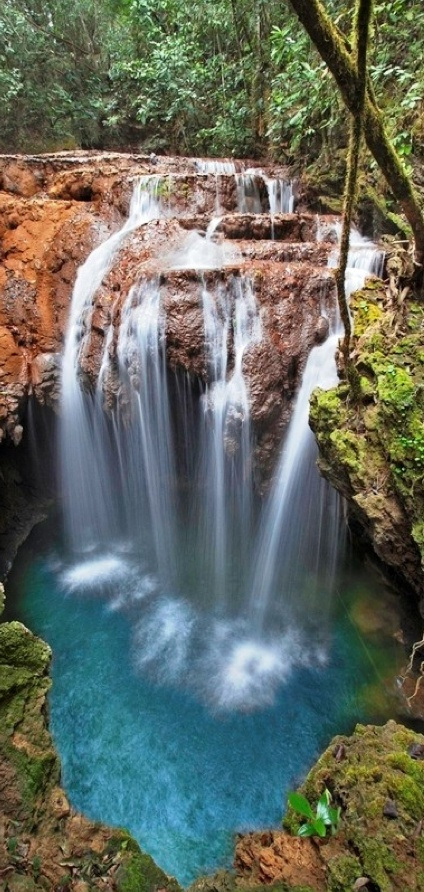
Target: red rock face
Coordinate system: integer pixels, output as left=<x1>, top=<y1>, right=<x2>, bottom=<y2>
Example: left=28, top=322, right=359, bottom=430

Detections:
left=0, top=152, right=338, bottom=475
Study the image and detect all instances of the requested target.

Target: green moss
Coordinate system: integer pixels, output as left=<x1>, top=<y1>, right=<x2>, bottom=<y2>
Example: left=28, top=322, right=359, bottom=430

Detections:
left=376, top=365, right=415, bottom=414
left=327, top=854, right=362, bottom=892
left=3, top=739, right=59, bottom=814
left=114, top=833, right=181, bottom=892
left=385, top=212, right=412, bottom=240
left=412, top=520, right=424, bottom=558
left=358, top=375, right=375, bottom=401
left=352, top=293, right=383, bottom=337
left=353, top=836, right=399, bottom=891
left=309, top=385, right=349, bottom=442
left=0, top=622, right=52, bottom=738
left=416, top=838, right=424, bottom=864
left=0, top=622, right=51, bottom=677
left=329, top=429, right=367, bottom=478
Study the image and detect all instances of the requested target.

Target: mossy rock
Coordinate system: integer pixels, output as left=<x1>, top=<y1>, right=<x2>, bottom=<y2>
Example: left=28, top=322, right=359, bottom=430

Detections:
left=351, top=289, right=384, bottom=338
left=310, top=285, right=424, bottom=600
left=298, top=721, right=424, bottom=891
left=110, top=831, right=181, bottom=892
left=326, top=854, right=362, bottom=892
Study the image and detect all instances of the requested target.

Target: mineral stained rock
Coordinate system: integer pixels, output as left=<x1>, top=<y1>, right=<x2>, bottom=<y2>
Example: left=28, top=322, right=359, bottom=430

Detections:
left=0, top=151, right=337, bottom=476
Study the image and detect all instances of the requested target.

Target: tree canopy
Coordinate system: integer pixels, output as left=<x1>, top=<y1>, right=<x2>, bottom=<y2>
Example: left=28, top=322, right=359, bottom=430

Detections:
left=1, top=0, right=423, bottom=170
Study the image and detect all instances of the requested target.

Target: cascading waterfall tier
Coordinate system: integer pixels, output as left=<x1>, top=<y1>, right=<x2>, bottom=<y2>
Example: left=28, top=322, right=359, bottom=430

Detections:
left=249, top=229, right=384, bottom=629
left=59, top=176, right=384, bottom=711
left=60, top=177, right=163, bottom=550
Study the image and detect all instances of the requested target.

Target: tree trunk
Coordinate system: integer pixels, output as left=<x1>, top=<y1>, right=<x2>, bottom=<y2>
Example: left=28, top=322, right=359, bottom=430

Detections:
left=336, top=0, right=373, bottom=371
left=289, top=0, right=424, bottom=265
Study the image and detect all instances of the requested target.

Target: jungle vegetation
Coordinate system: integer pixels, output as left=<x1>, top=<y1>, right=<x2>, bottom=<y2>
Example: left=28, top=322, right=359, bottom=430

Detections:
left=1, top=0, right=423, bottom=170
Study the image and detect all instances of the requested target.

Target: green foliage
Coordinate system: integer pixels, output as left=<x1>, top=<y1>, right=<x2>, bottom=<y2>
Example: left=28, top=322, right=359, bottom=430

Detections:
left=287, top=788, right=341, bottom=838
left=1, top=0, right=424, bottom=164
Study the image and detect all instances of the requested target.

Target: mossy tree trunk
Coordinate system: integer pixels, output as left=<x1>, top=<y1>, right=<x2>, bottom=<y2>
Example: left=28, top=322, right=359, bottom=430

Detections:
left=289, top=0, right=424, bottom=267
left=336, top=0, right=373, bottom=372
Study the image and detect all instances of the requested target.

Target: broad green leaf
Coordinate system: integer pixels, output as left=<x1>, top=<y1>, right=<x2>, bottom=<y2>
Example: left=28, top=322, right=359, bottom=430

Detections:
left=287, top=792, right=313, bottom=820
left=316, top=799, right=332, bottom=824
left=297, top=822, right=315, bottom=837
left=312, top=817, right=327, bottom=838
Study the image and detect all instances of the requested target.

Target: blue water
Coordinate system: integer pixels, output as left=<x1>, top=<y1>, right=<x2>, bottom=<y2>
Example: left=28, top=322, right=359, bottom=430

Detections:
left=9, top=546, right=401, bottom=886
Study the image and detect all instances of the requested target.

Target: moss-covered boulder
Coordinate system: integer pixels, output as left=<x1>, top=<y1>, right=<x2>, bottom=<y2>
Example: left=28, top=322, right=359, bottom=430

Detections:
left=190, top=722, right=424, bottom=892
left=296, top=720, right=424, bottom=891
left=310, top=283, right=424, bottom=613
left=0, top=617, right=181, bottom=892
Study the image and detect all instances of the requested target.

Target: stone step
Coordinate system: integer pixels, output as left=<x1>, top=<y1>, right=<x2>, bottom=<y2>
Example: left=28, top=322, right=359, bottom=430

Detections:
left=234, top=240, right=333, bottom=266
left=0, top=154, right=292, bottom=217
left=213, top=213, right=328, bottom=242
left=179, top=212, right=340, bottom=243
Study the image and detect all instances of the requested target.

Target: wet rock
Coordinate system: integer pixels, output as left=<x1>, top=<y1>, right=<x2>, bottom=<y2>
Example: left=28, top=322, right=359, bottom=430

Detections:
left=31, top=353, right=61, bottom=408
left=382, top=798, right=398, bottom=819
left=408, top=742, right=424, bottom=760
left=315, top=315, right=330, bottom=343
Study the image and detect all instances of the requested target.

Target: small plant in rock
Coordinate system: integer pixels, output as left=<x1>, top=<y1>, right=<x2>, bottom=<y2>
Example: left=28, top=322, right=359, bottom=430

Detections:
left=287, top=788, right=341, bottom=838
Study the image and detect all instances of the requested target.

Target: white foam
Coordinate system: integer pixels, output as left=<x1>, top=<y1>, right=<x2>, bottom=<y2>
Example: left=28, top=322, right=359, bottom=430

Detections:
left=134, top=598, right=194, bottom=680
left=61, top=556, right=128, bottom=592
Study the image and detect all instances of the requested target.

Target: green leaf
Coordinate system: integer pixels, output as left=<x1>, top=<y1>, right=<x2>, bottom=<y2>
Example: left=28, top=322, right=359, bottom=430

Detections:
left=288, top=792, right=313, bottom=820
left=297, top=822, right=315, bottom=837
left=316, top=800, right=332, bottom=824
left=312, top=817, right=327, bottom=837
left=329, top=806, right=341, bottom=829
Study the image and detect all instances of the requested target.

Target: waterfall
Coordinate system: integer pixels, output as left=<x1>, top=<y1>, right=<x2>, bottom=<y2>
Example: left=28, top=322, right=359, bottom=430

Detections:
left=59, top=170, right=383, bottom=711
left=196, top=276, right=261, bottom=606
left=235, top=172, right=263, bottom=213
left=116, top=279, right=177, bottom=585
left=235, top=170, right=293, bottom=216
left=60, top=178, right=163, bottom=551
left=264, top=176, right=294, bottom=214
left=195, top=159, right=236, bottom=213
left=249, top=231, right=384, bottom=628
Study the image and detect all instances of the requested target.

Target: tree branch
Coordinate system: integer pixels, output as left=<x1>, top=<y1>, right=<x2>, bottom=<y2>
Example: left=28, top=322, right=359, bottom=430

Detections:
left=289, top=0, right=424, bottom=265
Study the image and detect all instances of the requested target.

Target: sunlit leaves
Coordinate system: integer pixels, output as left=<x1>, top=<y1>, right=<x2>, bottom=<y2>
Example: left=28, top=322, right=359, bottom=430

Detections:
left=288, top=788, right=341, bottom=839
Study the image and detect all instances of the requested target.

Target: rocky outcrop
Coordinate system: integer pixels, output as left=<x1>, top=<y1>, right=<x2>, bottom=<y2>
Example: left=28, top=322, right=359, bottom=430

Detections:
left=190, top=721, right=424, bottom=892
left=0, top=151, right=340, bottom=477
left=0, top=190, right=110, bottom=442
left=0, top=595, right=181, bottom=892
left=80, top=216, right=335, bottom=478
left=310, top=282, right=424, bottom=613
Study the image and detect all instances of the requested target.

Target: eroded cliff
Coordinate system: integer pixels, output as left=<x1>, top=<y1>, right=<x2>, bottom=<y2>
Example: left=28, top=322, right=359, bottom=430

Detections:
left=310, top=282, right=424, bottom=614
